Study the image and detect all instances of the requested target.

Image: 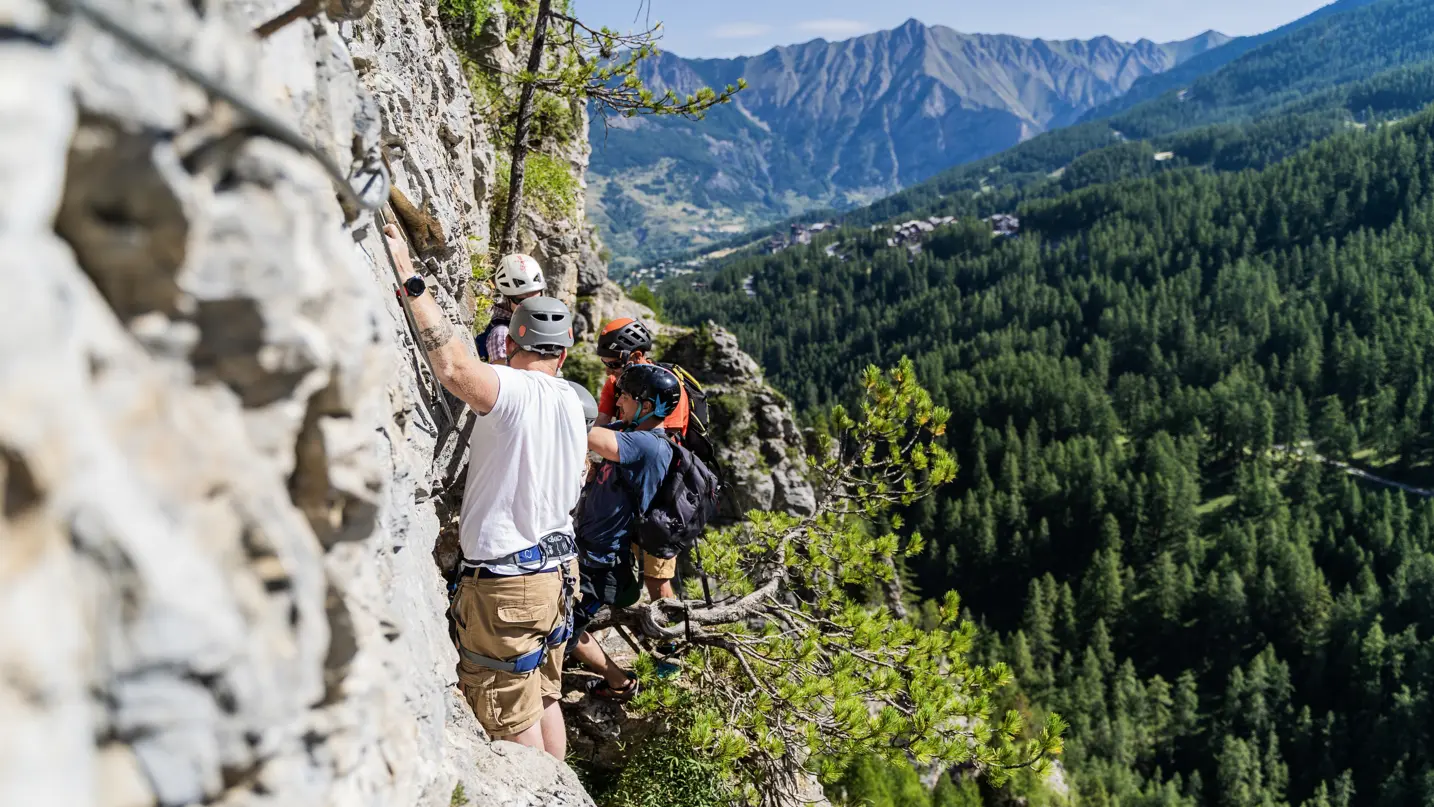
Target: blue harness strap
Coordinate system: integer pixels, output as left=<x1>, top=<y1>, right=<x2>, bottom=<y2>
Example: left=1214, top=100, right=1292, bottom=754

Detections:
left=458, top=643, right=547, bottom=674
left=466, top=533, right=577, bottom=572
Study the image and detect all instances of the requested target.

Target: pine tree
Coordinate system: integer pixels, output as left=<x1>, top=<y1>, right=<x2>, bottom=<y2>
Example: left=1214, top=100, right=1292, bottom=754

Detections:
left=1150, top=551, right=1187, bottom=625
left=1023, top=579, right=1056, bottom=667
left=471, top=1, right=746, bottom=253
left=1314, top=397, right=1358, bottom=460
left=932, top=774, right=984, bottom=807
left=1082, top=547, right=1127, bottom=627
left=591, top=361, right=1062, bottom=802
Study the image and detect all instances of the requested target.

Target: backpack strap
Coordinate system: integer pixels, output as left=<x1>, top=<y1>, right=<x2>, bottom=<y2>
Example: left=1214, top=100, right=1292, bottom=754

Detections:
left=613, top=430, right=680, bottom=530
left=475, top=313, right=513, bottom=363
left=669, top=364, right=705, bottom=396
left=475, top=321, right=496, bottom=362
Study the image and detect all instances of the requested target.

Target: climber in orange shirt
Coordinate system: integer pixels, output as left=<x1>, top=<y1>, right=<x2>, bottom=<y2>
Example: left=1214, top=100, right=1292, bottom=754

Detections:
left=594, top=318, right=689, bottom=435
left=593, top=318, right=688, bottom=603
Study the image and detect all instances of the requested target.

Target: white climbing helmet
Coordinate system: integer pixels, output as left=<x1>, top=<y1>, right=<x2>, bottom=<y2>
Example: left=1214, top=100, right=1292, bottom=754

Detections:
left=494, top=253, right=545, bottom=298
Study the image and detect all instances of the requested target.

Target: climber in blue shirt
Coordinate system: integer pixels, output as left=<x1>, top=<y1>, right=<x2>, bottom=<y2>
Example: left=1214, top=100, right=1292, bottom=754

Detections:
left=566, top=364, right=683, bottom=701
left=573, top=428, right=672, bottom=567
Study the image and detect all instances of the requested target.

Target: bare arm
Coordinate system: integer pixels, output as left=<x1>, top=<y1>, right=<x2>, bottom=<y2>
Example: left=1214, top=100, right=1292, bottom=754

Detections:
left=588, top=427, right=621, bottom=462
left=594, top=412, right=614, bottom=428
left=385, top=224, right=500, bottom=414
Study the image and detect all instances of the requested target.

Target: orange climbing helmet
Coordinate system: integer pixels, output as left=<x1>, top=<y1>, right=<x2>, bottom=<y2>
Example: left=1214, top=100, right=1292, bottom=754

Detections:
left=597, top=317, right=653, bottom=360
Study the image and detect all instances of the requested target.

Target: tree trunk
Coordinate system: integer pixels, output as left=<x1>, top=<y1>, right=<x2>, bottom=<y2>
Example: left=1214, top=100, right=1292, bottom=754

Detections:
left=498, top=0, right=553, bottom=256
left=882, top=556, right=909, bottom=620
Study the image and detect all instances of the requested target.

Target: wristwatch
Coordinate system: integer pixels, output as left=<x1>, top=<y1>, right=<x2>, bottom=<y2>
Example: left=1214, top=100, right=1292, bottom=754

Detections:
left=400, top=274, right=427, bottom=297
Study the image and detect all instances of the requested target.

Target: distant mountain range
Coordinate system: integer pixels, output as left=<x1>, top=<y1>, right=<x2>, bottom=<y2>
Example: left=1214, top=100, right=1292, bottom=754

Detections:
left=1079, top=0, right=1384, bottom=121
left=832, top=0, right=1434, bottom=232
left=586, top=20, right=1230, bottom=268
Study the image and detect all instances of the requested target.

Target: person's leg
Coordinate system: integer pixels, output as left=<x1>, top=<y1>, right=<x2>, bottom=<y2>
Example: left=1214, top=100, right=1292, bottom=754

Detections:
left=570, top=629, right=633, bottom=689
left=497, top=720, right=547, bottom=751
left=645, top=576, right=676, bottom=601
left=455, top=573, right=551, bottom=744
left=642, top=549, right=678, bottom=601
left=570, top=563, right=635, bottom=690
left=633, top=547, right=676, bottom=602
left=533, top=560, right=576, bottom=760
left=539, top=697, right=566, bottom=759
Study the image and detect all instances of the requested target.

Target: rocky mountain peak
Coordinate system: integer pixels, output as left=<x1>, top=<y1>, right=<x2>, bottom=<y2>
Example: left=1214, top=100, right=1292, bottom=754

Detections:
left=587, top=17, right=1235, bottom=268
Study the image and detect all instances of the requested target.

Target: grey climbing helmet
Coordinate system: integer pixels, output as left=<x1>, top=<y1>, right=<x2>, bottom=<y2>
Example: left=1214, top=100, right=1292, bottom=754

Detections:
left=565, top=379, right=598, bottom=431
left=509, top=296, right=575, bottom=357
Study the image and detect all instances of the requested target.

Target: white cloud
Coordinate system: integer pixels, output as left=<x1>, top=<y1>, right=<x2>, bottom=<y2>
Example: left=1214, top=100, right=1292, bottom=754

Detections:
left=796, top=18, right=872, bottom=39
left=713, top=22, right=773, bottom=39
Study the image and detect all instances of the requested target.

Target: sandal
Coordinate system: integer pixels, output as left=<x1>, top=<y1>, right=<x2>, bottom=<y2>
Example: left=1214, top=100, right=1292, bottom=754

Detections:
left=586, top=672, right=640, bottom=702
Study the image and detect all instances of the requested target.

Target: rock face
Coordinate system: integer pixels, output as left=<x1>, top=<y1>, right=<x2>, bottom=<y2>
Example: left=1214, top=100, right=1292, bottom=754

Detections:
left=0, top=0, right=590, bottom=805
left=661, top=325, right=816, bottom=519
left=575, top=278, right=655, bottom=342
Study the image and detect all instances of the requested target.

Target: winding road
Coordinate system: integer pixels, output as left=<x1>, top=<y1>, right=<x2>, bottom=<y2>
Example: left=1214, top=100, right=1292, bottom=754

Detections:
left=1278, top=444, right=1434, bottom=499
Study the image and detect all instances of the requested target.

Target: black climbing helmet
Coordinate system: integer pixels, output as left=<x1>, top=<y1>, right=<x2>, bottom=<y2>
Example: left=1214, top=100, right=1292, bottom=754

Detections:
left=509, top=297, right=574, bottom=357
left=597, top=318, right=654, bottom=360
left=616, top=363, right=682, bottom=424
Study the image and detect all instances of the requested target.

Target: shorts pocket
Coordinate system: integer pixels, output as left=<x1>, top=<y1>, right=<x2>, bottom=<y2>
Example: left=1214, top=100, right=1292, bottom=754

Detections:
left=497, top=604, right=541, bottom=623
left=481, top=575, right=529, bottom=617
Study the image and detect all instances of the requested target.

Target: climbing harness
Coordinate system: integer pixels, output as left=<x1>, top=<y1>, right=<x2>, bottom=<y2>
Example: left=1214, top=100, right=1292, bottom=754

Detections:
left=38, top=0, right=388, bottom=215
left=377, top=207, right=457, bottom=428
left=453, top=533, right=579, bottom=675
left=460, top=532, right=578, bottom=573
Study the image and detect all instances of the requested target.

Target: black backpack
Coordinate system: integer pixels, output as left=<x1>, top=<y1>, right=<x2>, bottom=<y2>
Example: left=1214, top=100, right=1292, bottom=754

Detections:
left=627, top=437, right=721, bottom=560
left=655, top=362, right=721, bottom=481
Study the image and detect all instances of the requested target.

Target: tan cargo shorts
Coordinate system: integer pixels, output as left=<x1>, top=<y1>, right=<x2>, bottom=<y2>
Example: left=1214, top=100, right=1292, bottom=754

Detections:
left=630, top=541, right=677, bottom=580
left=452, top=559, right=577, bottom=738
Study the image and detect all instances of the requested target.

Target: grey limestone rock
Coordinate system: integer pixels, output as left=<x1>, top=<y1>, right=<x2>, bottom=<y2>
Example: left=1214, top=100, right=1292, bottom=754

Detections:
left=0, top=0, right=591, bottom=804
left=660, top=324, right=816, bottom=520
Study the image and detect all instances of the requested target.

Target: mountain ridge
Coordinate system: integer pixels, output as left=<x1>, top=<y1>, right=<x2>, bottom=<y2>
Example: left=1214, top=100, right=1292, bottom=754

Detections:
left=587, top=19, right=1229, bottom=267
left=657, top=0, right=1434, bottom=274
left=1079, top=0, right=1384, bottom=122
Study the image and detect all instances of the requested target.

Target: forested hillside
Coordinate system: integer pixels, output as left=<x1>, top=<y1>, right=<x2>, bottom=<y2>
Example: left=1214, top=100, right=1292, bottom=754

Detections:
left=661, top=100, right=1434, bottom=805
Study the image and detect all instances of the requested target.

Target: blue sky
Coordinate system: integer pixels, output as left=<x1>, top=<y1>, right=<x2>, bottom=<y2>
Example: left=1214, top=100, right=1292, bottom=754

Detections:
left=571, top=0, right=1337, bottom=59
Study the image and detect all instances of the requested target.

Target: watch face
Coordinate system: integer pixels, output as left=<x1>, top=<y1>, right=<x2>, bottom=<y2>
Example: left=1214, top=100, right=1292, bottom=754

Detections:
left=404, top=275, right=426, bottom=296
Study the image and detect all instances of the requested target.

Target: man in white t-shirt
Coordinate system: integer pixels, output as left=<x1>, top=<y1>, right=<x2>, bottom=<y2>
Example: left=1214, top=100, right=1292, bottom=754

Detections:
left=384, top=226, right=585, bottom=758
